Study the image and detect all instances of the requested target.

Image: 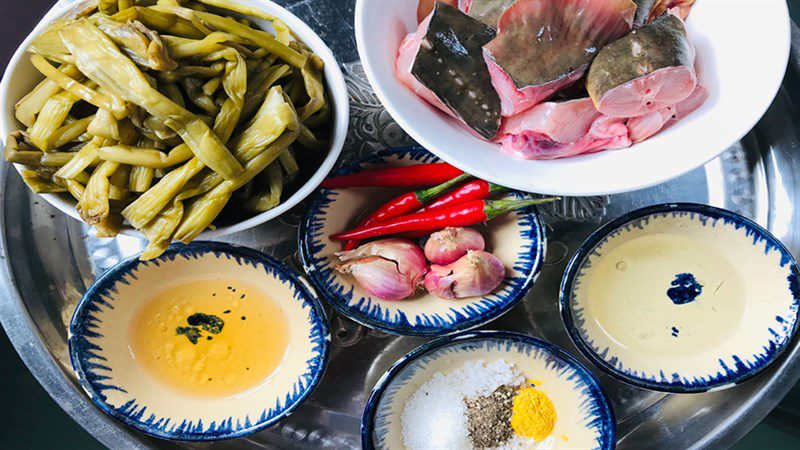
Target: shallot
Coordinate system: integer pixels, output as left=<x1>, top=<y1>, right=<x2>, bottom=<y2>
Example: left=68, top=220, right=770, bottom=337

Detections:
left=336, top=238, right=428, bottom=301
left=337, top=256, right=417, bottom=301
left=424, top=227, right=485, bottom=265
left=424, top=250, right=505, bottom=299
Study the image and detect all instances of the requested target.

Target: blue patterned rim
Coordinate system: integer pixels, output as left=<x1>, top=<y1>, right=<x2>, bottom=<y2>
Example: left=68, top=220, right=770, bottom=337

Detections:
left=68, top=241, right=331, bottom=441
left=360, top=330, right=616, bottom=450
left=298, top=146, right=546, bottom=336
left=559, top=203, right=800, bottom=393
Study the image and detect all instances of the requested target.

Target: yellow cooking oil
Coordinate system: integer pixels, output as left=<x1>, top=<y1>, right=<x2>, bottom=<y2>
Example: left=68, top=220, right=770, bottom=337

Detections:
left=129, top=279, right=289, bottom=398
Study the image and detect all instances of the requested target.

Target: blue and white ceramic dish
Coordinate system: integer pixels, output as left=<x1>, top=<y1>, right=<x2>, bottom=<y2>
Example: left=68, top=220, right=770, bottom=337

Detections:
left=68, top=242, right=330, bottom=441
left=362, top=331, right=616, bottom=450
left=299, top=147, right=546, bottom=336
left=560, top=203, right=800, bottom=393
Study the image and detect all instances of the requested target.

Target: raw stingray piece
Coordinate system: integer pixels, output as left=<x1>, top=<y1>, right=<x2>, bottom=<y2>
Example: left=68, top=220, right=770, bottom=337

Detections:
left=404, top=2, right=501, bottom=139
left=397, top=13, right=453, bottom=117
left=587, top=12, right=696, bottom=118
left=633, top=0, right=695, bottom=26
left=633, top=0, right=659, bottom=27
left=483, top=0, right=636, bottom=116
left=627, top=84, right=707, bottom=142
left=417, top=0, right=459, bottom=23
left=664, top=0, right=696, bottom=20
left=460, top=0, right=517, bottom=27
left=496, top=98, right=631, bottom=160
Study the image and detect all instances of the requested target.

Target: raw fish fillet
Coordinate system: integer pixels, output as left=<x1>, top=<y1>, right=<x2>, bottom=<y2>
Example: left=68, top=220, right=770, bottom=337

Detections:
left=497, top=98, right=631, bottom=160
left=483, top=0, right=636, bottom=116
left=460, top=0, right=517, bottom=27
left=398, top=3, right=501, bottom=139
left=633, top=0, right=695, bottom=27
left=587, top=12, right=695, bottom=118
left=396, top=14, right=452, bottom=117
left=664, top=0, right=696, bottom=20
left=627, top=84, right=707, bottom=142
left=416, top=0, right=458, bottom=23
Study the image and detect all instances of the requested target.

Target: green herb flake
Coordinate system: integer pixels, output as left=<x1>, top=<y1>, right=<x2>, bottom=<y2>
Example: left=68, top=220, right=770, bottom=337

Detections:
left=187, top=312, right=225, bottom=334
left=176, top=326, right=202, bottom=344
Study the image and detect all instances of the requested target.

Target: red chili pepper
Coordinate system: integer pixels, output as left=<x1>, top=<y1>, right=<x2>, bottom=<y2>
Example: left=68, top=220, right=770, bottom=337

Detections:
left=419, top=179, right=508, bottom=212
left=331, top=197, right=559, bottom=241
left=320, top=163, right=463, bottom=189
left=343, top=173, right=473, bottom=250
left=400, top=180, right=509, bottom=240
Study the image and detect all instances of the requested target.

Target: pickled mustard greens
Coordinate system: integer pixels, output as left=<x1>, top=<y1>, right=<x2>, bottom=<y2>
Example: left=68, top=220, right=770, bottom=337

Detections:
left=6, top=0, right=330, bottom=259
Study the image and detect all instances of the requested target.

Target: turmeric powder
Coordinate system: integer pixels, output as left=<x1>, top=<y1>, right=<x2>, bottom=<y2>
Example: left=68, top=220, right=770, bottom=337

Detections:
left=510, top=386, right=557, bottom=440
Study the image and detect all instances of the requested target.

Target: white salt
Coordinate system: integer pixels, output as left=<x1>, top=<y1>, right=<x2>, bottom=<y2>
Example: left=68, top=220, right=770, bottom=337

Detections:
left=401, top=372, right=470, bottom=450
left=400, top=359, right=524, bottom=450
left=450, top=359, right=525, bottom=398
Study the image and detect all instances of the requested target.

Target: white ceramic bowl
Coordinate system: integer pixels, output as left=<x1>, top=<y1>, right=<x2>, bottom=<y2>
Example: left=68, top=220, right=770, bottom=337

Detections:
left=68, top=242, right=330, bottom=441
left=362, top=331, right=616, bottom=450
left=355, top=0, right=789, bottom=196
left=0, top=0, right=349, bottom=238
left=560, top=203, right=800, bottom=393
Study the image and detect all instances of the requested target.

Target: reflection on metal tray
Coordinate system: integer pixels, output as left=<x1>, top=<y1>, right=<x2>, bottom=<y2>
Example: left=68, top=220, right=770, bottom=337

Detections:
left=2, top=1, right=800, bottom=449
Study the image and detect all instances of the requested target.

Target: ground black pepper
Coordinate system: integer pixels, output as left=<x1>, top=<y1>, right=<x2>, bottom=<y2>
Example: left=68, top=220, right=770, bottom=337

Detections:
left=465, top=384, right=515, bottom=448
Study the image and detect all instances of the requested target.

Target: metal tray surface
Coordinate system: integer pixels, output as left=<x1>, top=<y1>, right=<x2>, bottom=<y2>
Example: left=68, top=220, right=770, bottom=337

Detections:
left=2, top=1, right=800, bottom=448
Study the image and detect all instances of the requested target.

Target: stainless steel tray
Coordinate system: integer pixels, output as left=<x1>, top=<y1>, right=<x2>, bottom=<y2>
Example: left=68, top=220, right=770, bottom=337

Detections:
left=3, top=1, right=800, bottom=448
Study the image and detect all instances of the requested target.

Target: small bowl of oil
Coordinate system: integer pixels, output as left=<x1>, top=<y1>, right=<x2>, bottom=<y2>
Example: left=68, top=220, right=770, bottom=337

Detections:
left=68, top=242, right=330, bottom=441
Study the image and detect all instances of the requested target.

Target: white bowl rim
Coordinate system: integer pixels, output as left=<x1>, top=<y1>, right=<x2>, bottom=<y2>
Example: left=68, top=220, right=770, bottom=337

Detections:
left=0, top=0, right=349, bottom=239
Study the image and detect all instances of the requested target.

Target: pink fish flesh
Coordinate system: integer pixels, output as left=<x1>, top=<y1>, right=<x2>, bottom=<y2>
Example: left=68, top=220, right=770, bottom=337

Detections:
left=484, top=57, right=587, bottom=117
left=627, top=84, right=708, bottom=142
left=497, top=98, right=631, bottom=160
left=594, top=65, right=697, bottom=118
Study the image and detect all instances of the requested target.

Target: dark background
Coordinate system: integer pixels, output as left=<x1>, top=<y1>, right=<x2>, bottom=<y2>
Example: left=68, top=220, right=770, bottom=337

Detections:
left=1, top=0, right=800, bottom=448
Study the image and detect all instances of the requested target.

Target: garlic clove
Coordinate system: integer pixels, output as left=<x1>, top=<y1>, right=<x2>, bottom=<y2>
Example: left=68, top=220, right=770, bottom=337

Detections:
left=424, top=250, right=505, bottom=299
left=336, top=256, right=416, bottom=301
left=336, top=238, right=428, bottom=285
left=424, top=227, right=486, bottom=265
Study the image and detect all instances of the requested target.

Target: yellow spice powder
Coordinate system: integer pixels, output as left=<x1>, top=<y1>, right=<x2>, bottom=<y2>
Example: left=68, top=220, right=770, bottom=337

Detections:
left=510, top=386, right=557, bottom=440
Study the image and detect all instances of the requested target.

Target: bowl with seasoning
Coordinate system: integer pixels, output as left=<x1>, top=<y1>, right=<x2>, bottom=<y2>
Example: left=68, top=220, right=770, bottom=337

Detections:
left=299, top=146, right=552, bottom=336
left=0, top=0, right=348, bottom=260
left=560, top=203, right=800, bottom=393
left=362, top=330, right=615, bottom=450
left=68, top=241, right=330, bottom=441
